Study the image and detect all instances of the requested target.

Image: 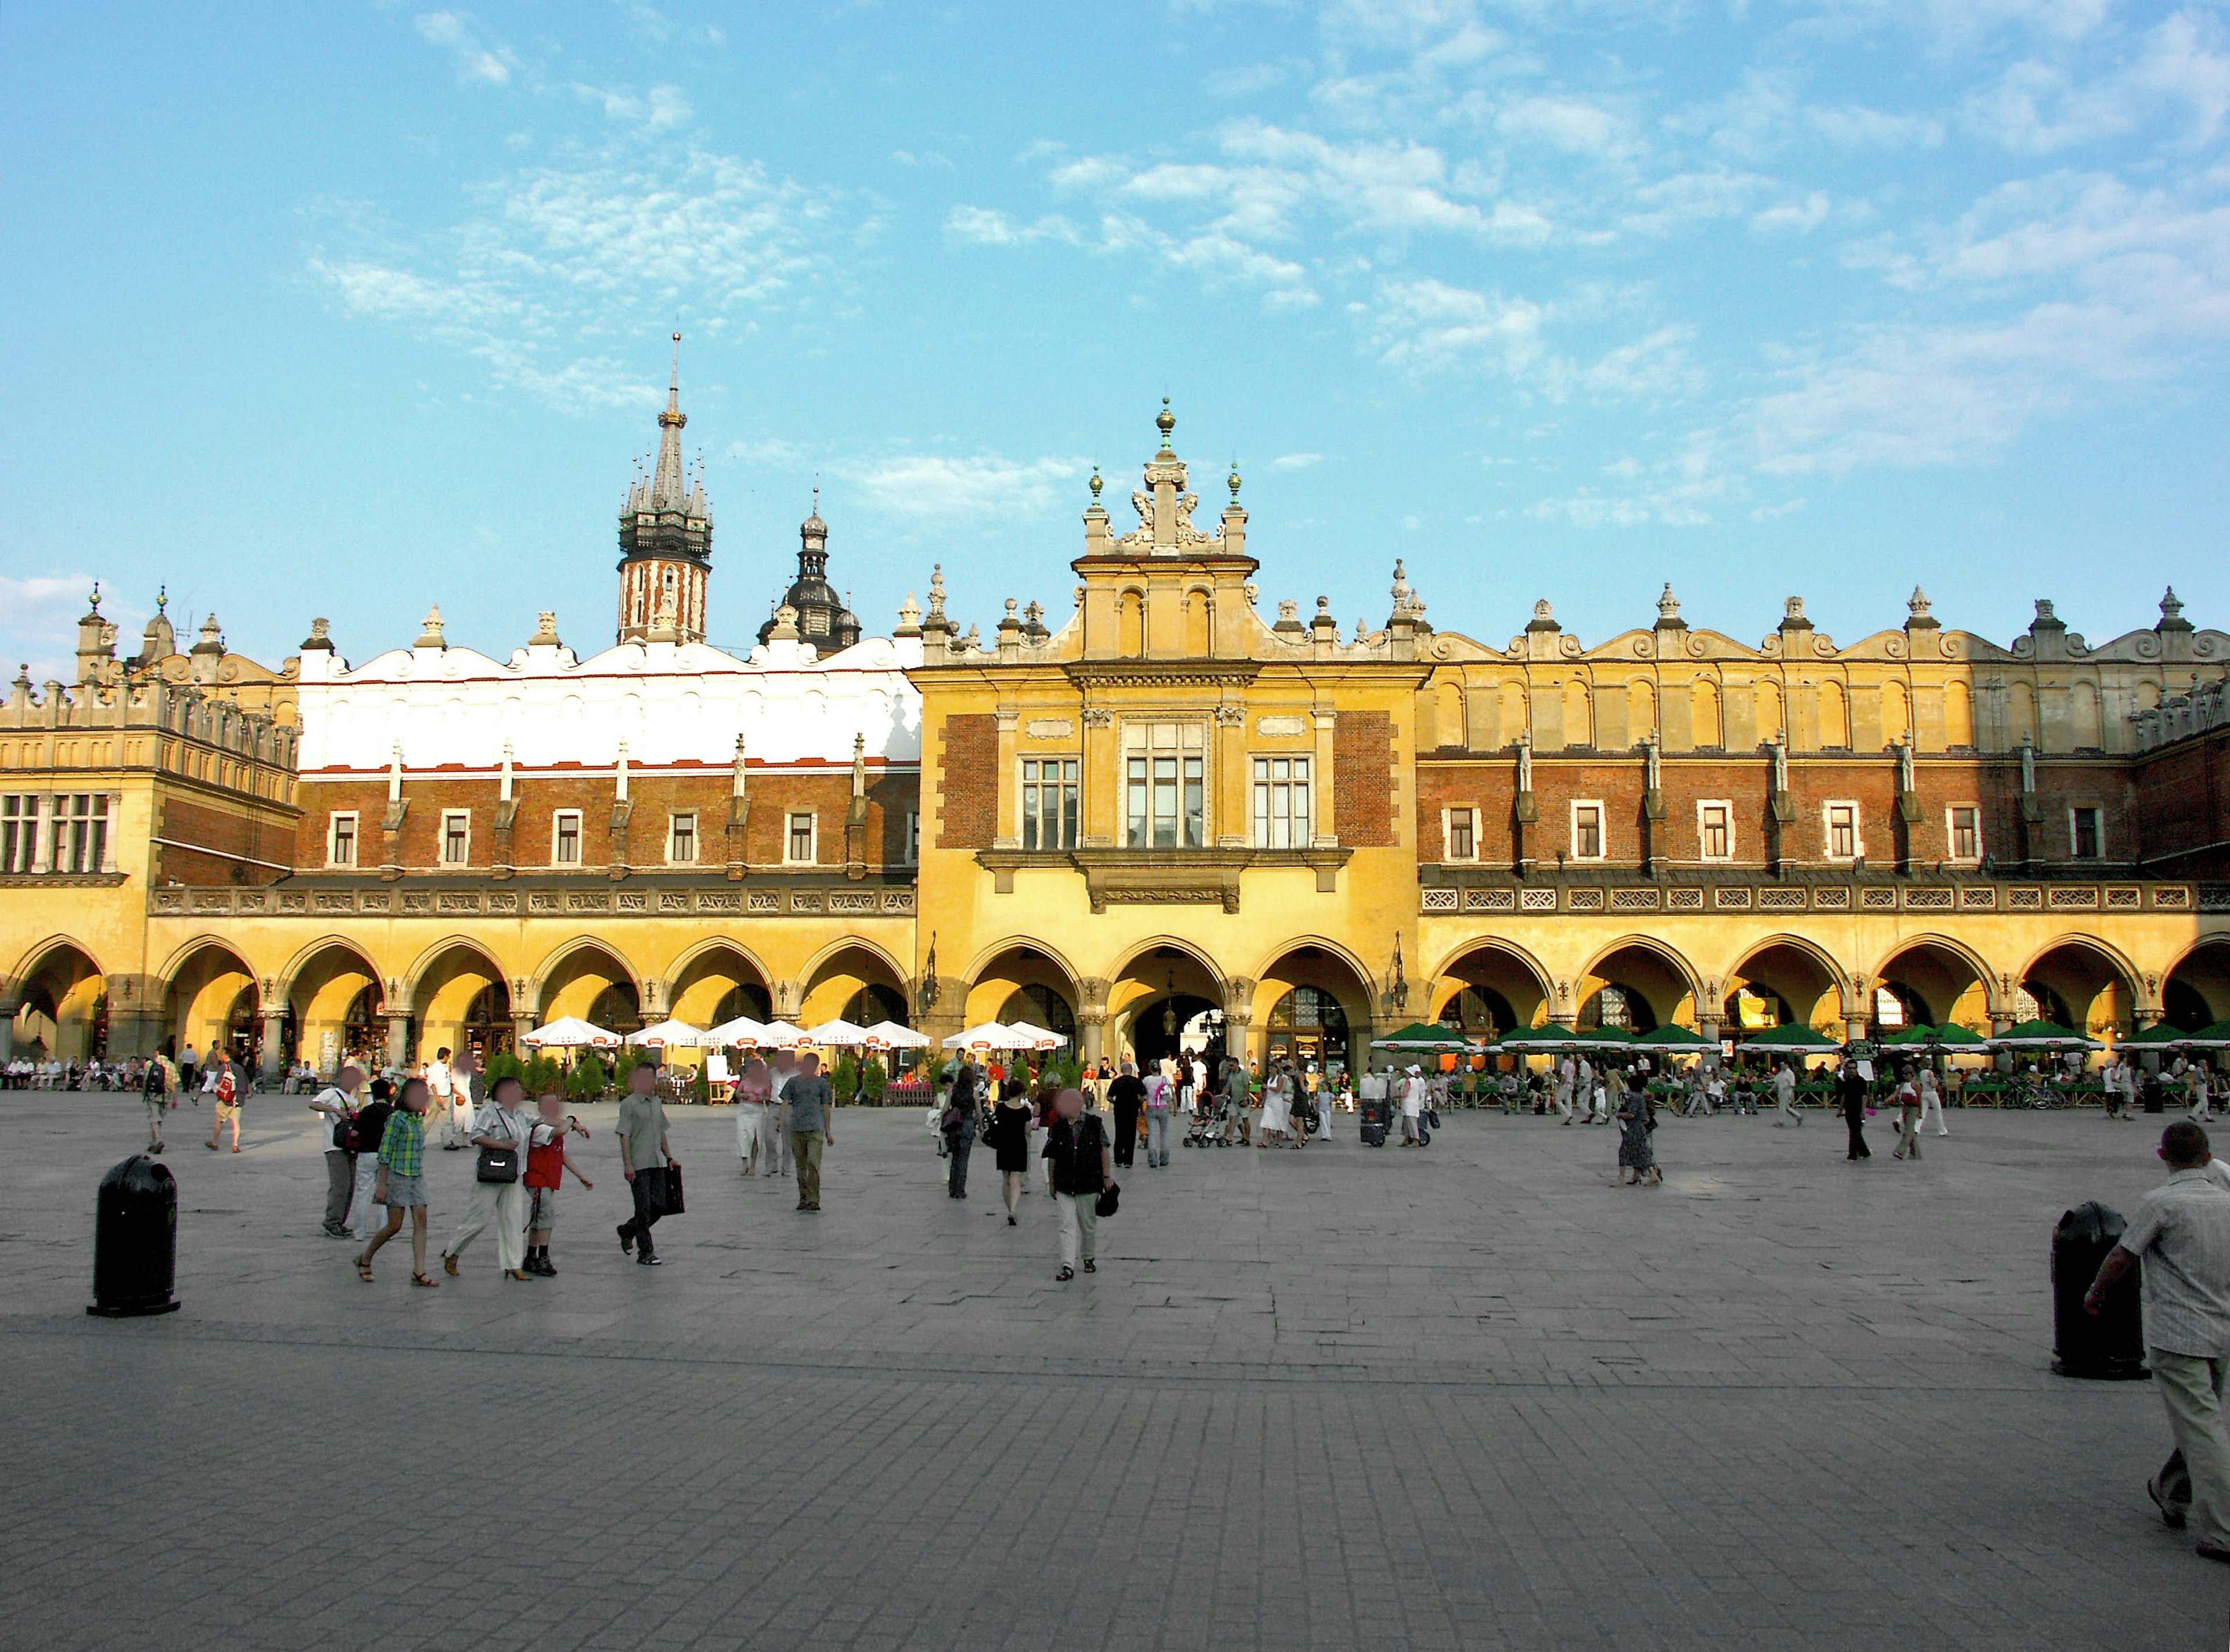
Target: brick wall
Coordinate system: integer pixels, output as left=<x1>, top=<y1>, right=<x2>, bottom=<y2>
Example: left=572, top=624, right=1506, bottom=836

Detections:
left=293, top=767, right=922, bottom=872
left=1416, top=751, right=2141, bottom=869
left=936, top=715, right=996, bottom=850
left=155, top=792, right=292, bottom=886
left=2132, top=731, right=2228, bottom=873
left=1333, top=711, right=1395, bottom=847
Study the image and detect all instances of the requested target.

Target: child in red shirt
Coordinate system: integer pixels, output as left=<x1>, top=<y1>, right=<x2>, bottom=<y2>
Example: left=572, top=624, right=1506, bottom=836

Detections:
left=524, top=1093, right=592, bottom=1277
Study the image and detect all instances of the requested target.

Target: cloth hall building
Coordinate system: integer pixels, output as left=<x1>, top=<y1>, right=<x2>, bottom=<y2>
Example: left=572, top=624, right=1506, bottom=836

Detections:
left=5, top=379, right=2229, bottom=1082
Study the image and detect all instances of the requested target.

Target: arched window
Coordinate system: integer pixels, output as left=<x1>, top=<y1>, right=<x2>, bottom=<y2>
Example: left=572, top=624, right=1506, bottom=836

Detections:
left=463, top=981, right=514, bottom=1059
left=713, top=982, right=773, bottom=1027
left=1266, top=987, right=1350, bottom=1077
left=588, top=981, right=642, bottom=1036
left=1578, top=984, right=1657, bottom=1035
left=843, top=984, right=909, bottom=1027
left=1438, top=985, right=1516, bottom=1039
left=1872, top=982, right=1930, bottom=1032
left=998, top=984, right=1075, bottom=1041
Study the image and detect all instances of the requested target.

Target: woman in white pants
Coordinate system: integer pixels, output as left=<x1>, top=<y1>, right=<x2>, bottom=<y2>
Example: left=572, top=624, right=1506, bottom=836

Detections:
left=1916, top=1067, right=1950, bottom=1136
left=732, top=1057, right=771, bottom=1175
left=439, top=1075, right=539, bottom=1281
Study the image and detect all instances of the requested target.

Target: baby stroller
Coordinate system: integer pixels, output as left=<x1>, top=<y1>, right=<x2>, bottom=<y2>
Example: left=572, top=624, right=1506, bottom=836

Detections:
left=1184, top=1090, right=1226, bottom=1149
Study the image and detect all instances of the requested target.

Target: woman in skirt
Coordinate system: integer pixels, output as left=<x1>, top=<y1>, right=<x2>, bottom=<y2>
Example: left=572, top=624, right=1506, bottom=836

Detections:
left=1617, top=1077, right=1660, bottom=1186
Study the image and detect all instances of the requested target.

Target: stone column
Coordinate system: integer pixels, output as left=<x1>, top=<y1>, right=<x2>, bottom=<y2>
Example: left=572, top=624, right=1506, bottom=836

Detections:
left=1695, top=1013, right=1722, bottom=1068
left=511, top=1011, right=537, bottom=1053
left=992, top=709, right=1019, bottom=848
left=384, top=1011, right=413, bottom=1072
left=260, top=1004, right=289, bottom=1085
left=0, top=1002, right=15, bottom=1063
left=1077, top=1010, right=1105, bottom=1065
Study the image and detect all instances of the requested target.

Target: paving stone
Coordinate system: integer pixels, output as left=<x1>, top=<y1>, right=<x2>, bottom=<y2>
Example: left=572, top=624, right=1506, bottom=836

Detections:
left=0, top=1095, right=2218, bottom=1647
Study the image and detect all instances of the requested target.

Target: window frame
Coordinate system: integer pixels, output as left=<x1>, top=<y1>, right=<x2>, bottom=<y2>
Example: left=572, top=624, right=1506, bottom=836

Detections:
left=667, top=811, right=699, bottom=866
left=1945, top=803, right=1983, bottom=863
left=438, top=808, right=473, bottom=868
left=2, top=793, right=42, bottom=875
left=1121, top=720, right=1207, bottom=850
left=1569, top=798, right=1606, bottom=863
left=1441, top=803, right=1477, bottom=863
left=1020, top=755, right=1081, bottom=852
left=1251, top=753, right=1313, bottom=851
left=2069, top=805, right=2105, bottom=861
left=326, top=809, right=359, bottom=869
left=785, top=811, right=818, bottom=866
left=550, top=809, right=584, bottom=868
left=1696, top=799, right=1735, bottom=862
left=49, top=793, right=110, bottom=875
left=1822, top=800, right=1863, bottom=862
left=903, top=811, right=920, bottom=865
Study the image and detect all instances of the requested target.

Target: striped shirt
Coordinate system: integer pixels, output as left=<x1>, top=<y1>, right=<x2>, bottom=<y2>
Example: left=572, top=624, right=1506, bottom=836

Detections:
left=377, top=1109, right=426, bottom=1178
left=2121, top=1168, right=2230, bottom=1357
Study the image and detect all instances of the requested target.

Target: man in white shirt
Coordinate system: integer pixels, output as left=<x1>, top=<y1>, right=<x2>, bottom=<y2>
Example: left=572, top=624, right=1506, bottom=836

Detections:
left=2087, top=1121, right=2230, bottom=1561
left=308, top=1064, right=364, bottom=1239
left=1554, top=1056, right=1575, bottom=1126
left=1399, top=1065, right=1427, bottom=1147
left=425, top=1047, right=458, bottom=1149
left=1772, top=1059, right=1803, bottom=1127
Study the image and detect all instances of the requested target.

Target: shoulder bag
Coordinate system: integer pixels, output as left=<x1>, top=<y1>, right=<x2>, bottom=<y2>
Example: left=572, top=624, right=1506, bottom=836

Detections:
left=474, top=1110, right=521, bottom=1184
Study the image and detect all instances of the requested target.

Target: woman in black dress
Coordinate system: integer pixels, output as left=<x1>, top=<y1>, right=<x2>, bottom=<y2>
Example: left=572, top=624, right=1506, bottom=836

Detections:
left=988, top=1079, right=1038, bottom=1225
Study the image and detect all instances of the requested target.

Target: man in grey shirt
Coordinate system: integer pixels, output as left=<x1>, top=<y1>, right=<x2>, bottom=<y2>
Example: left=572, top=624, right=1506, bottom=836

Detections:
left=615, top=1057, right=679, bottom=1266
left=2087, top=1120, right=2230, bottom=1561
left=786, top=1051, right=836, bottom=1212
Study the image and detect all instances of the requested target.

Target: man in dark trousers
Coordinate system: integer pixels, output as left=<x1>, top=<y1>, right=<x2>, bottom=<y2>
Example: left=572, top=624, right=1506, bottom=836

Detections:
left=1109, top=1060, right=1146, bottom=1169
left=1839, top=1059, right=1872, bottom=1161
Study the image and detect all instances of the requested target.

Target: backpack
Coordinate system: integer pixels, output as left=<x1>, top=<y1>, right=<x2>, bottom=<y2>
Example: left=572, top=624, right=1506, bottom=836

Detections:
left=216, top=1069, right=238, bottom=1104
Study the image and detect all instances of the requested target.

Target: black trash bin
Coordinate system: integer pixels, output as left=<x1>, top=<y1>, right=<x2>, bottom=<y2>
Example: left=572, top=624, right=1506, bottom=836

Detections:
left=2143, top=1077, right=2166, bottom=1115
left=88, top=1154, right=180, bottom=1318
left=2051, top=1200, right=2146, bottom=1379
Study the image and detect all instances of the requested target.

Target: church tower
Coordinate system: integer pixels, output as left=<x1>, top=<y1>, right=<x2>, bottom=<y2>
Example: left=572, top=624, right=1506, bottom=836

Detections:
left=616, top=333, right=713, bottom=645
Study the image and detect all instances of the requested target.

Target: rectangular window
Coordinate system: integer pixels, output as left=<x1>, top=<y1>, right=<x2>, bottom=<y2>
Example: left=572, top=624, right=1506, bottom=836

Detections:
left=1, top=794, right=37, bottom=874
left=1826, top=802, right=1859, bottom=861
left=1570, top=801, right=1604, bottom=861
left=51, top=794, right=109, bottom=874
left=552, top=810, right=582, bottom=866
left=1251, top=756, right=1312, bottom=850
left=1698, top=802, right=1732, bottom=861
left=1948, top=805, right=1981, bottom=862
left=787, top=812, right=817, bottom=864
left=668, top=812, right=697, bottom=865
left=904, top=811, right=920, bottom=865
left=2071, top=806, right=2103, bottom=859
left=328, top=811, right=359, bottom=869
left=440, top=809, right=471, bottom=866
left=1020, top=758, right=1081, bottom=851
left=1123, top=722, right=1205, bottom=849
left=1445, top=805, right=1476, bottom=862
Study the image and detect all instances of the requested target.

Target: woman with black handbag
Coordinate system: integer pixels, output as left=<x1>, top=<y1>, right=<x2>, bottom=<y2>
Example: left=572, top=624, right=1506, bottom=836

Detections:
left=985, top=1075, right=1037, bottom=1225
left=439, top=1073, right=539, bottom=1280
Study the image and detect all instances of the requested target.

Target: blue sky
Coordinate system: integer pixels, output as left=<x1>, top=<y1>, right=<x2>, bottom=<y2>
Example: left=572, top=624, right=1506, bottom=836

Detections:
left=4, top=1, right=2227, bottom=680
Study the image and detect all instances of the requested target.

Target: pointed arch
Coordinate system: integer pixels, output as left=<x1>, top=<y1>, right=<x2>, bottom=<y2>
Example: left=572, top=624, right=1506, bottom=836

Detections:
left=1723, top=933, right=1852, bottom=1003
left=276, top=934, right=384, bottom=1000
left=962, top=935, right=1084, bottom=995
left=527, top=935, right=643, bottom=996
left=1247, top=932, right=1381, bottom=1000
left=1426, top=936, right=1553, bottom=1005
left=8, top=933, right=104, bottom=992
left=402, top=934, right=511, bottom=1006
left=1109, top=933, right=1229, bottom=1000
left=1578, top=934, right=1703, bottom=1007
left=798, top=934, right=911, bottom=991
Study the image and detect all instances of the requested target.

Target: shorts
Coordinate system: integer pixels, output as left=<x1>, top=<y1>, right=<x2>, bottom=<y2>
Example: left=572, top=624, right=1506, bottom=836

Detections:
left=144, top=1097, right=167, bottom=1115
left=528, top=1185, right=560, bottom=1230
left=380, top=1172, right=426, bottom=1208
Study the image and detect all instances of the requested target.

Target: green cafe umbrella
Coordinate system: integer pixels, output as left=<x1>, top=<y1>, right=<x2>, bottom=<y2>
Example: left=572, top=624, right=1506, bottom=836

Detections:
left=2116, top=1021, right=2192, bottom=1051
left=1369, top=1021, right=1474, bottom=1052
left=2181, top=1020, right=2230, bottom=1050
left=1630, top=1025, right=1715, bottom=1050
left=1739, top=1023, right=1844, bottom=1051
left=1991, top=1018, right=2103, bottom=1050
left=1880, top=1023, right=1992, bottom=1052
left=1496, top=1027, right=1595, bottom=1054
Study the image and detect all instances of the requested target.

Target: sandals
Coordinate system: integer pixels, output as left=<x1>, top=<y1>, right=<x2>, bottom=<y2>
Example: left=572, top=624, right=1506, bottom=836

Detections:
left=411, top=1272, right=440, bottom=1287
left=504, top=1269, right=532, bottom=1282
left=1055, top=1266, right=1074, bottom=1281
left=443, top=1253, right=459, bottom=1276
left=354, top=1257, right=373, bottom=1283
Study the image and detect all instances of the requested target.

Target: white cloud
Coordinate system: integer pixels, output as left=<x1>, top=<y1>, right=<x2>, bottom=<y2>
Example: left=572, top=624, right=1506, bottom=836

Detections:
left=726, top=437, right=810, bottom=469
left=847, top=454, right=1087, bottom=522
left=1961, top=10, right=2230, bottom=153
left=1371, top=278, right=1552, bottom=379
left=1495, top=95, right=1634, bottom=159
left=944, top=206, right=1080, bottom=246
left=1271, top=451, right=1325, bottom=467
left=413, top=11, right=513, bottom=87
left=1754, top=190, right=1830, bottom=233
left=308, top=147, right=840, bottom=412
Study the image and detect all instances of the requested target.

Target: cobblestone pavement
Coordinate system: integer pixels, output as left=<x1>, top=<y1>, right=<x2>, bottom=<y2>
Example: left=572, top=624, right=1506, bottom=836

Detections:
left=3, top=1092, right=2226, bottom=1650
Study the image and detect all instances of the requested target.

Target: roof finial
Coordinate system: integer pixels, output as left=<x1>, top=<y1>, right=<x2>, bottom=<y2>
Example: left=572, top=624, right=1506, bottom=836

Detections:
left=87, top=581, right=102, bottom=614
left=156, top=584, right=167, bottom=613
left=1089, top=464, right=1102, bottom=501
left=1156, top=397, right=1175, bottom=449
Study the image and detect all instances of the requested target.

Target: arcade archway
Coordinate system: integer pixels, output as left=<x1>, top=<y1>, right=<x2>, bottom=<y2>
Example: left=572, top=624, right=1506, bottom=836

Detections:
left=2021, top=940, right=2138, bottom=1042
left=9, top=941, right=107, bottom=1063
left=2166, top=939, right=2230, bottom=1030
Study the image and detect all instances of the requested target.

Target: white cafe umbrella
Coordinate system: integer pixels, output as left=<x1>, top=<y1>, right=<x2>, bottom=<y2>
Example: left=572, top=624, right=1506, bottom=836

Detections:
left=702, top=1014, right=769, bottom=1047
left=626, top=1018, right=706, bottom=1048
left=943, top=1021, right=1015, bottom=1052
left=520, top=1016, right=621, bottom=1050
left=862, top=1020, right=932, bottom=1050
left=756, top=1020, right=810, bottom=1050
left=803, top=1017, right=873, bottom=1048
left=1002, top=1019, right=1067, bottom=1051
